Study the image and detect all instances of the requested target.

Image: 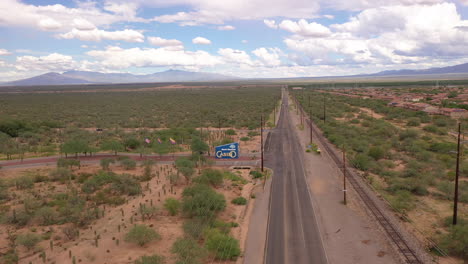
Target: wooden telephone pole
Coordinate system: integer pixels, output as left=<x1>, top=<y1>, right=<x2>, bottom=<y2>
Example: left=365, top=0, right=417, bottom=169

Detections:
left=453, top=123, right=461, bottom=225
left=343, top=148, right=347, bottom=205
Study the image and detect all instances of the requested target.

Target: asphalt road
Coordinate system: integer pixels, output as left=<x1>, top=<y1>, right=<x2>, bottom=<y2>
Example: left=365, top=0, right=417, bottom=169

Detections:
left=264, top=93, right=328, bottom=264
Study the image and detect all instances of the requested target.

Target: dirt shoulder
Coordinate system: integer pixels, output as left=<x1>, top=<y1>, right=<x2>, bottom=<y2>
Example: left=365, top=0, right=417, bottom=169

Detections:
left=288, top=96, right=401, bottom=264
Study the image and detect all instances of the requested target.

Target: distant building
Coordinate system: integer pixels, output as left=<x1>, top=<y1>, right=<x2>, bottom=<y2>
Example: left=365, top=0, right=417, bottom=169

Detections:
left=440, top=108, right=468, bottom=118
left=292, top=87, right=303, bottom=90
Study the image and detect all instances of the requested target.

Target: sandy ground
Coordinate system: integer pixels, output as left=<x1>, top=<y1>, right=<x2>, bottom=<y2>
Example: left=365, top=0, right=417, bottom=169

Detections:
left=288, top=98, right=400, bottom=264
left=0, top=161, right=257, bottom=264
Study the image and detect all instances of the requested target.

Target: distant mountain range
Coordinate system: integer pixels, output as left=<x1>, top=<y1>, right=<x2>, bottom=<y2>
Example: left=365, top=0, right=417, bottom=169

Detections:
left=3, top=62, right=468, bottom=86
left=356, top=62, right=468, bottom=77
left=2, top=69, right=238, bottom=86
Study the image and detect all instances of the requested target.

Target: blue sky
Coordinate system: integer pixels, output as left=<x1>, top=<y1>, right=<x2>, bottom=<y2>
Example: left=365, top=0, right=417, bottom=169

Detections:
left=1, top=0, right=468, bottom=81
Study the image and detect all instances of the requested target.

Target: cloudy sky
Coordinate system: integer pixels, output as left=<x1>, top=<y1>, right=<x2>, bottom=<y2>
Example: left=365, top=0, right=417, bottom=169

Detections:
left=1, top=0, right=468, bottom=81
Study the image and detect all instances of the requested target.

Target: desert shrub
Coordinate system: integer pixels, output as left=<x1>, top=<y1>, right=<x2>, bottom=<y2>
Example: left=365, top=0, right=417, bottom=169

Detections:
left=351, top=154, right=373, bottom=171
left=14, top=175, right=34, bottom=189
left=175, top=157, right=195, bottom=183
left=429, top=142, right=457, bottom=154
left=164, top=198, right=180, bottom=216
left=211, top=220, right=233, bottom=234
left=182, top=184, right=226, bottom=221
left=92, top=190, right=125, bottom=205
left=172, top=237, right=207, bottom=264
left=439, top=223, right=468, bottom=260
left=205, top=229, right=241, bottom=260
left=1, top=250, right=18, bottom=264
left=249, top=170, right=263, bottom=179
left=183, top=219, right=208, bottom=240
left=57, top=158, right=80, bottom=169
left=62, top=225, right=80, bottom=240
left=49, top=168, right=73, bottom=182
left=120, top=158, right=137, bottom=170
left=225, top=129, right=236, bottom=135
left=399, top=129, right=418, bottom=141
left=389, top=190, right=414, bottom=215
left=193, top=169, right=224, bottom=187
left=6, top=209, right=32, bottom=227
left=167, top=173, right=180, bottom=185
left=16, top=233, right=41, bottom=250
left=125, top=225, right=160, bottom=246
left=240, top=137, right=250, bottom=141
left=224, top=172, right=248, bottom=184
left=139, top=204, right=158, bottom=220
left=111, top=174, right=141, bottom=195
left=100, top=158, right=115, bottom=170
left=134, top=255, right=165, bottom=264
left=368, top=146, right=385, bottom=160
left=406, top=118, right=420, bottom=127
left=247, top=131, right=259, bottom=137
left=231, top=197, right=247, bottom=205
left=35, top=206, right=58, bottom=225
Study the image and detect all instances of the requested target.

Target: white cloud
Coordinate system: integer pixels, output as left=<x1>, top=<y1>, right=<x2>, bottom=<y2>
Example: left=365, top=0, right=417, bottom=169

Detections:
left=87, top=46, right=221, bottom=69
left=323, top=15, right=334, bottom=19
left=38, top=18, right=62, bottom=31
left=283, top=3, right=468, bottom=66
left=59, top=28, right=145, bottom=42
left=0, top=0, right=144, bottom=32
left=217, top=25, right=235, bottom=31
left=252, top=47, right=282, bottom=66
left=151, top=0, right=320, bottom=25
left=264, top=19, right=278, bottom=29
left=279, top=19, right=331, bottom=37
left=15, top=53, right=77, bottom=72
left=242, top=40, right=248, bottom=44
left=0, top=49, right=12, bottom=55
left=72, top=18, right=96, bottom=31
left=148, top=37, right=183, bottom=48
left=192, top=37, right=212, bottom=45
left=218, top=48, right=254, bottom=65
left=459, top=0, right=468, bottom=5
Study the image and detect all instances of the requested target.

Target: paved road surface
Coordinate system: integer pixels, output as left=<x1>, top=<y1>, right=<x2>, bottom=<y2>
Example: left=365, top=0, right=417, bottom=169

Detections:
left=264, top=94, right=328, bottom=264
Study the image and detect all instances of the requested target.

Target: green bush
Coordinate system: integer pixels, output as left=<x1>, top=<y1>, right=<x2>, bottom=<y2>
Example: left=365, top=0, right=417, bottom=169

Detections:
left=120, top=158, right=137, bottom=170
left=134, top=255, right=164, bottom=264
left=100, top=158, right=115, bottom=170
left=14, top=175, right=34, bottom=189
left=205, top=229, right=241, bottom=260
left=182, top=184, right=226, bottom=220
left=111, top=174, right=141, bottom=196
left=351, top=154, right=373, bottom=171
left=406, top=118, right=420, bottom=127
left=225, top=129, right=236, bottom=135
left=1, top=250, right=18, bottom=264
left=16, top=233, right=41, bottom=250
left=49, top=168, right=73, bottom=182
left=125, top=225, right=160, bottom=246
left=35, top=206, right=58, bottom=225
left=247, top=131, right=259, bottom=137
left=368, top=146, right=385, bottom=160
left=390, top=190, right=414, bottom=214
left=172, top=237, right=207, bottom=264
left=164, top=198, right=181, bottom=216
left=240, top=137, right=250, bottom=141
left=439, top=223, right=468, bottom=260
left=193, top=169, right=224, bottom=187
left=183, top=219, right=208, bottom=240
left=231, top=197, right=247, bottom=205
left=399, top=129, right=418, bottom=140
left=249, top=170, right=263, bottom=179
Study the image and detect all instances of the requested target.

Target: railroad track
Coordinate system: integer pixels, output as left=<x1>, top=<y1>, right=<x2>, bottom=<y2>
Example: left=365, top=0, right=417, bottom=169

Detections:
left=292, top=94, right=424, bottom=264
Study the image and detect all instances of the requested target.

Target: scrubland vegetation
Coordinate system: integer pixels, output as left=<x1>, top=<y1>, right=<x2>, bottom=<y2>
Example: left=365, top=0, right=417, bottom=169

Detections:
left=0, top=87, right=279, bottom=160
left=294, top=89, right=468, bottom=260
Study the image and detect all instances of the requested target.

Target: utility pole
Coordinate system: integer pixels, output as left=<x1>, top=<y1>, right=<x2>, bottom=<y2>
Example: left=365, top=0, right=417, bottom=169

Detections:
left=308, top=95, right=311, bottom=108
left=343, top=147, right=347, bottom=205
left=323, top=94, right=326, bottom=123
left=453, top=122, right=461, bottom=225
left=309, top=109, right=313, bottom=143
left=261, top=115, right=264, bottom=173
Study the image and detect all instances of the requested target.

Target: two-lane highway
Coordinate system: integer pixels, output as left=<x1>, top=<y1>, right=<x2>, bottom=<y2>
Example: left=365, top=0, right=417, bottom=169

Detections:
left=264, top=92, right=328, bottom=264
